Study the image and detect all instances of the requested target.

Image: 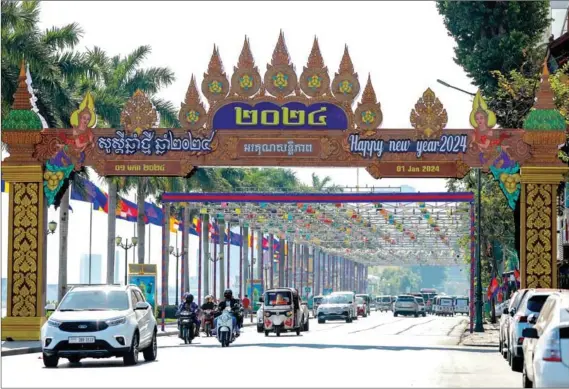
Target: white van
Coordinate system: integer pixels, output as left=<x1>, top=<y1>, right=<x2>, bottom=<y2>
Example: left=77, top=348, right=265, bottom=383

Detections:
left=330, top=291, right=358, bottom=320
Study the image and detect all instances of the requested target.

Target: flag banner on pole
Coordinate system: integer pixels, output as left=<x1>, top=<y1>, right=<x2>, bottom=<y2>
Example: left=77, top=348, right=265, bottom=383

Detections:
left=1, top=180, right=10, bottom=193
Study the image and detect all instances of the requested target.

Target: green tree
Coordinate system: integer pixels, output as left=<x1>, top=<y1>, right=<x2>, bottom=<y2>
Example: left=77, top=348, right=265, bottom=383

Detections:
left=436, top=1, right=550, bottom=97
left=374, top=267, right=422, bottom=295
left=411, top=266, right=448, bottom=290
left=1, top=0, right=94, bottom=127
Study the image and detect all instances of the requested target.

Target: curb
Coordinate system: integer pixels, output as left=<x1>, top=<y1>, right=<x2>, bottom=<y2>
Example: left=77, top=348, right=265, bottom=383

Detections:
left=2, top=322, right=256, bottom=357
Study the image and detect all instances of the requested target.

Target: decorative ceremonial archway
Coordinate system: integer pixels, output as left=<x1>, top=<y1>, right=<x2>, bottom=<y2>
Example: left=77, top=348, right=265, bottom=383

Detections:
left=2, top=32, right=567, bottom=340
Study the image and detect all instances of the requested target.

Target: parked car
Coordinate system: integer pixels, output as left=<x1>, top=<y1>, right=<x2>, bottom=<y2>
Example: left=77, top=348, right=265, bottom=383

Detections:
left=501, top=290, right=529, bottom=360
left=507, top=289, right=561, bottom=372
left=41, top=284, right=158, bottom=368
left=356, top=296, right=368, bottom=317
left=394, top=295, right=419, bottom=317
left=521, top=291, right=569, bottom=388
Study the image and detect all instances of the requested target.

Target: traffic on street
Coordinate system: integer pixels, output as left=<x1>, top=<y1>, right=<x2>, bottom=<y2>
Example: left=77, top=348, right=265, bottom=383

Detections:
left=2, top=308, right=520, bottom=388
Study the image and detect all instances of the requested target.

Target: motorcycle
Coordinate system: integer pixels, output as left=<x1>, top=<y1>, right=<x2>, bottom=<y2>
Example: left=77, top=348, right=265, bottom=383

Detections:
left=178, top=310, right=197, bottom=344
left=202, top=309, right=214, bottom=337
left=216, top=307, right=236, bottom=347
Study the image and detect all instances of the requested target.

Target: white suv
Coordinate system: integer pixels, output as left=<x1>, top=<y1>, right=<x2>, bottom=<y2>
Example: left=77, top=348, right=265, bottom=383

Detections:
left=41, top=285, right=158, bottom=368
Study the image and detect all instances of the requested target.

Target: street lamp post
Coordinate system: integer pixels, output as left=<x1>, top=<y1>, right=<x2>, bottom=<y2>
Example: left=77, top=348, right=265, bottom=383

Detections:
left=169, top=244, right=185, bottom=306
left=208, top=253, right=221, bottom=300
left=116, top=236, right=137, bottom=285
left=46, top=220, right=57, bottom=235
left=263, top=263, right=271, bottom=291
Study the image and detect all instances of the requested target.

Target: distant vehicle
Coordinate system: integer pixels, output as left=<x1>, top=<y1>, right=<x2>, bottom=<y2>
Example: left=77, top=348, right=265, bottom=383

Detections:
left=414, top=296, right=427, bottom=317
left=521, top=291, right=569, bottom=388
left=356, top=294, right=371, bottom=316
left=500, top=290, right=529, bottom=360
left=317, top=294, right=356, bottom=323
left=262, top=287, right=309, bottom=336
left=454, top=296, right=469, bottom=316
left=420, top=288, right=438, bottom=303
left=507, top=289, right=561, bottom=372
left=356, top=296, right=368, bottom=317
left=330, top=291, right=358, bottom=320
left=394, top=295, right=420, bottom=317
left=433, top=296, right=454, bottom=316
left=368, top=294, right=377, bottom=311
left=313, top=295, right=324, bottom=316
left=41, top=284, right=157, bottom=368
left=377, top=295, right=394, bottom=312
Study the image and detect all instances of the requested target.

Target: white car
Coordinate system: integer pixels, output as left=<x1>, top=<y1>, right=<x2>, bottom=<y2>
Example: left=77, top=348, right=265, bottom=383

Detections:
left=508, top=289, right=557, bottom=372
left=330, top=291, right=358, bottom=321
left=522, top=291, right=569, bottom=388
left=41, top=285, right=157, bottom=368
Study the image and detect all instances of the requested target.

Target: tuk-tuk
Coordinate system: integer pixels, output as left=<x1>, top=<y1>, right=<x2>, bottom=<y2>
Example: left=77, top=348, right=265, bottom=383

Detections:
left=262, top=287, right=308, bottom=336
left=433, top=295, right=454, bottom=316
left=356, top=294, right=371, bottom=315
left=313, top=295, right=324, bottom=316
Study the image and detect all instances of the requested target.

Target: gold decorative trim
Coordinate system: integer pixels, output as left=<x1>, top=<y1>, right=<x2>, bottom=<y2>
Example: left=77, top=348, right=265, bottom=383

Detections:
left=2, top=165, right=43, bottom=183
left=520, top=166, right=569, bottom=183
left=1, top=316, right=46, bottom=341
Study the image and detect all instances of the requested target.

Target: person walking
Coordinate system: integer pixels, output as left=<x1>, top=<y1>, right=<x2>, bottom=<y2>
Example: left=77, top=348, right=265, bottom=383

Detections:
left=242, top=294, right=251, bottom=320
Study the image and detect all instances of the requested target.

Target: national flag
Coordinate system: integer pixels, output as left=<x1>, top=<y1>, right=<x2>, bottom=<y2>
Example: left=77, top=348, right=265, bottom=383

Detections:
left=487, top=277, right=499, bottom=299
left=169, top=217, right=180, bottom=233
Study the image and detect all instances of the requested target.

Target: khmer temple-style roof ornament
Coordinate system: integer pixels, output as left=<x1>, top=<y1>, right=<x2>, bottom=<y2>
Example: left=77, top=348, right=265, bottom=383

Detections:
left=264, top=30, right=298, bottom=98
left=120, top=90, right=159, bottom=134
left=230, top=36, right=262, bottom=98
left=331, top=45, right=360, bottom=104
left=179, top=75, right=208, bottom=131
left=300, top=37, right=330, bottom=98
left=410, top=88, right=447, bottom=139
left=202, top=45, right=230, bottom=105
left=354, top=74, right=383, bottom=135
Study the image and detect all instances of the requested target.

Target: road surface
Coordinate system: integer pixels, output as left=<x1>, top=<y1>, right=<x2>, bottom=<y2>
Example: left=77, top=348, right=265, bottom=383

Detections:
left=1, top=312, right=520, bottom=388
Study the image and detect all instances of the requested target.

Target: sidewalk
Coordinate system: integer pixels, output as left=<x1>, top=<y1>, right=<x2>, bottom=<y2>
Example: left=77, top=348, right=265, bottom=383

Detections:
left=459, top=321, right=500, bottom=348
left=1, top=322, right=255, bottom=357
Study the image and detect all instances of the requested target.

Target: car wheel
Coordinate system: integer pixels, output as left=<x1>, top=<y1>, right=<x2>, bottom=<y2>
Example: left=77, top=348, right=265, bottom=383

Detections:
left=276, top=328, right=281, bottom=337
left=414, top=312, right=418, bottom=318
left=123, top=332, right=139, bottom=366
left=422, top=312, right=426, bottom=317
left=143, top=330, right=158, bottom=362
left=67, top=356, right=81, bottom=364
left=257, top=325, right=263, bottom=333
left=296, top=328, right=301, bottom=336
left=522, top=364, right=533, bottom=388
left=318, top=319, right=325, bottom=324
left=264, top=330, right=269, bottom=337
left=394, top=312, right=398, bottom=317
left=499, top=334, right=503, bottom=354
left=511, top=355, right=523, bottom=372
left=43, top=353, right=59, bottom=368
left=304, top=318, right=309, bottom=332
left=346, top=317, right=352, bottom=323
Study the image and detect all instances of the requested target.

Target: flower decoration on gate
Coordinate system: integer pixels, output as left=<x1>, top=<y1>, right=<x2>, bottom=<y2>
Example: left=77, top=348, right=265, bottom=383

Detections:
left=272, top=72, right=289, bottom=90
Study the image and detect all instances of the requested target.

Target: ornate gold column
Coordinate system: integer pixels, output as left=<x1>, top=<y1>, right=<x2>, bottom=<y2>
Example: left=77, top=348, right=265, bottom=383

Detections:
left=1, top=61, right=48, bottom=340
left=520, top=64, right=568, bottom=289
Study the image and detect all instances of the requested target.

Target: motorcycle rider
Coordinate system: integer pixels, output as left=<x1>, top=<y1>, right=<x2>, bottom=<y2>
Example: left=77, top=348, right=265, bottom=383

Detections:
left=214, top=289, right=241, bottom=336
left=176, top=293, right=200, bottom=339
left=200, top=295, right=216, bottom=331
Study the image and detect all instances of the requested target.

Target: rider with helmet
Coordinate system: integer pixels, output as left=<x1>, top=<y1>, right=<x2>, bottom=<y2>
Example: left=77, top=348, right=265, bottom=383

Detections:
left=201, top=295, right=216, bottom=311
left=176, top=293, right=200, bottom=338
left=214, top=289, right=241, bottom=336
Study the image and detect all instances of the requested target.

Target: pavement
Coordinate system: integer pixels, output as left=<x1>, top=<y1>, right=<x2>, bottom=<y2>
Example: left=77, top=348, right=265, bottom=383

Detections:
left=459, top=321, right=500, bottom=348
left=1, top=311, right=521, bottom=388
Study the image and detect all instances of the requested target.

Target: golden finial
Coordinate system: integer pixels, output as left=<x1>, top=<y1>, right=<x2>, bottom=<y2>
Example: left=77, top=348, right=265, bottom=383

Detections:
left=271, top=30, right=291, bottom=67
left=361, top=74, right=377, bottom=104
left=338, top=45, right=355, bottom=75
left=206, top=45, right=225, bottom=76
left=534, top=61, right=556, bottom=110
left=12, top=59, right=32, bottom=110
left=237, top=36, right=255, bottom=70
left=307, top=37, right=325, bottom=69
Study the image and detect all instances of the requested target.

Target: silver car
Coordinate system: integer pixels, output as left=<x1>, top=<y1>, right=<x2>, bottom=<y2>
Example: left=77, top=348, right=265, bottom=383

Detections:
left=394, top=295, right=420, bottom=317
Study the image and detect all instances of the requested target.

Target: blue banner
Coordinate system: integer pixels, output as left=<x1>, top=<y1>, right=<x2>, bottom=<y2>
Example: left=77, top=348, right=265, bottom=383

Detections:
left=247, top=280, right=263, bottom=311
left=128, top=274, right=157, bottom=314
left=212, top=101, right=349, bottom=131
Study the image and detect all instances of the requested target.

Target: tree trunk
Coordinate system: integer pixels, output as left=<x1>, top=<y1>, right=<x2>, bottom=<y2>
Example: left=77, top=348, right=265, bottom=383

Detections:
left=136, top=179, right=146, bottom=264
left=58, top=187, right=70, bottom=302
left=107, top=181, right=117, bottom=284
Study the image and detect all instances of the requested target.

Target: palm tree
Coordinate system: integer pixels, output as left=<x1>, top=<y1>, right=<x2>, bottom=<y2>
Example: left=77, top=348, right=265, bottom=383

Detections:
left=1, top=0, right=95, bottom=127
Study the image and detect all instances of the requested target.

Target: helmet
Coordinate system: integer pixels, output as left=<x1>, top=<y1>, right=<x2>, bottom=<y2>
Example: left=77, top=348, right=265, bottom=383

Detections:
left=185, top=294, right=194, bottom=303
left=224, top=289, right=233, bottom=299
left=205, top=295, right=212, bottom=302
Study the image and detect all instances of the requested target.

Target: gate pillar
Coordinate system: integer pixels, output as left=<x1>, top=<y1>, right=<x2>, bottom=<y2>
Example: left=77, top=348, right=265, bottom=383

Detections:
left=1, top=62, right=48, bottom=340
left=519, top=64, right=568, bottom=289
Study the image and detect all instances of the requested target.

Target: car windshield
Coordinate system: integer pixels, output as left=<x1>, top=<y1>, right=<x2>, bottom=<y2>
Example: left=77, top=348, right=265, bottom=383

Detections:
left=58, top=290, right=129, bottom=311
left=323, top=295, right=350, bottom=304
left=455, top=299, right=468, bottom=306
left=440, top=298, right=452, bottom=305
left=381, top=297, right=391, bottom=302
left=416, top=298, right=424, bottom=304
left=264, top=291, right=292, bottom=306
left=397, top=296, right=414, bottom=302
left=356, top=297, right=365, bottom=304
left=314, top=297, right=323, bottom=304
left=526, top=295, right=550, bottom=313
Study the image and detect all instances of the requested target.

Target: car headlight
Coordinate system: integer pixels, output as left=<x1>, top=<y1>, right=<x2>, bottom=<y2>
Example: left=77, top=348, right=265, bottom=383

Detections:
left=105, top=317, right=127, bottom=326
left=264, top=312, right=271, bottom=317
left=285, top=311, right=292, bottom=317
left=47, top=319, right=61, bottom=328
